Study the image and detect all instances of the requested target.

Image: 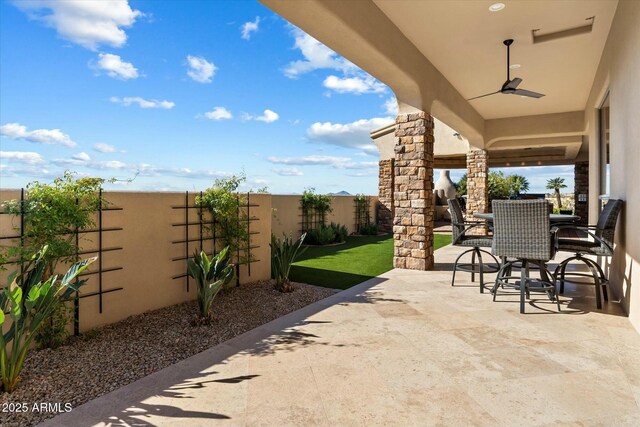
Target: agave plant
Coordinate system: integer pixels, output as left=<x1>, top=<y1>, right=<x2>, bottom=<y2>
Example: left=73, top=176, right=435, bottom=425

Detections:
left=187, top=246, right=235, bottom=323
left=0, top=246, right=95, bottom=393
left=270, top=233, right=307, bottom=293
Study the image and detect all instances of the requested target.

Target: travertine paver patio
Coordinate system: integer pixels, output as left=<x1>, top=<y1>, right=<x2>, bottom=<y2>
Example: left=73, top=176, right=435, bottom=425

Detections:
left=41, top=245, right=640, bottom=426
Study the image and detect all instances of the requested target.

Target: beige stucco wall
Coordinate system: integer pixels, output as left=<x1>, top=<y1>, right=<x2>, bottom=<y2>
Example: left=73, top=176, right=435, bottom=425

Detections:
left=271, top=194, right=378, bottom=240
left=372, top=119, right=470, bottom=161
left=0, top=190, right=272, bottom=332
left=584, top=0, right=640, bottom=332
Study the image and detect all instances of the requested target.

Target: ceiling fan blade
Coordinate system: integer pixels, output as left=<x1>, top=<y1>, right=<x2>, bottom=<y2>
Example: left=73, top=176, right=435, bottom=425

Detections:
left=512, top=88, right=545, bottom=98
left=504, top=77, right=522, bottom=90
left=467, top=90, right=501, bottom=101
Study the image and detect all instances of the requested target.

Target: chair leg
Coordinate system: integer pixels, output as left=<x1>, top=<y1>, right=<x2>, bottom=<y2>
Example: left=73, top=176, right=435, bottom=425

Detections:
left=520, top=260, right=528, bottom=314
left=471, top=249, right=476, bottom=283
left=582, top=258, right=605, bottom=309
left=476, top=248, right=485, bottom=293
left=559, top=259, right=570, bottom=294
left=492, top=261, right=511, bottom=301
left=451, top=248, right=474, bottom=287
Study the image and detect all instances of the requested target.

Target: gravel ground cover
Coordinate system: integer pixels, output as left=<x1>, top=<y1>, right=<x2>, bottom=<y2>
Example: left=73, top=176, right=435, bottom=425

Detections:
left=0, top=281, right=335, bottom=427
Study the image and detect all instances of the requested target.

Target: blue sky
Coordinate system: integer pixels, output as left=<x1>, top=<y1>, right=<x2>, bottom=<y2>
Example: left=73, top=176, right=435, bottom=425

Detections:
left=0, top=0, right=572, bottom=194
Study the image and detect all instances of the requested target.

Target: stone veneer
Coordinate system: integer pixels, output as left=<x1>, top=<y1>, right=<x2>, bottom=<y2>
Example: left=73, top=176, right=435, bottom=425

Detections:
left=574, top=161, right=589, bottom=225
left=377, top=158, right=394, bottom=234
left=393, top=112, right=434, bottom=270
left=465, top=149, right=489, bottom=235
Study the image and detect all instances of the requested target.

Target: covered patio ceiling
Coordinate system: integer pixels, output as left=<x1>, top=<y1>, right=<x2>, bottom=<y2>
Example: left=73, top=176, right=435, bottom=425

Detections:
left=262, top=0, right=619, bottom=162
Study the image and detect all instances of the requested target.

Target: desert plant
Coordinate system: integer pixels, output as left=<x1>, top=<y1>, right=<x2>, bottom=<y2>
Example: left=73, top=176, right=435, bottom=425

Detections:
left=546, top=177, right=567, bottom=208
left=196, top=174, right=249, bottom=258
left=270, top=233, right=307, bottom=293
left=506, top=174, right=530, bottom=198
left=0, top=246, right=95, bottom=393
left=187, top=247, right=235, bottom=324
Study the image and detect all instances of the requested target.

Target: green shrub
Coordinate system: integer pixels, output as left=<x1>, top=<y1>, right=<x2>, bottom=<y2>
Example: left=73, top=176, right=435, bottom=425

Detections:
left=331, top=222, right=348, bottom=242
left=359, top=223, right=379, bottom=235
left=0, top=246, right=95, bottom=393
left=1, top=172, right=108, bottom=350
left=186, top=247, right=235, bottom=324
left=270, top=233, right=307, bottom=293
left=305, top=223, right=347, bottom=245
left=196, top=174, right=249, bottom=258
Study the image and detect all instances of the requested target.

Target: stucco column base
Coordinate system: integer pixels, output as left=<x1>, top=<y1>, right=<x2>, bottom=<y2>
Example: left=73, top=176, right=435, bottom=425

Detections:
left=392, top=112, right=434, bottom=270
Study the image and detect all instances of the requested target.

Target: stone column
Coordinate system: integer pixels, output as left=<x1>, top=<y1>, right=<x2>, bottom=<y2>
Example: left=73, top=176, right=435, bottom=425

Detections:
left=574, top=161, right=589, bottom=225
left=393, top=112, right=434, bottom=270
left=466, top=148, right=489, bottom=220
left=377, top=158, right=394, bottom=233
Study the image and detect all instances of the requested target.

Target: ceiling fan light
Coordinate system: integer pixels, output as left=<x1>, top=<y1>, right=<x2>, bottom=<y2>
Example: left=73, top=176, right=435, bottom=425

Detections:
left=489, top=3, right=505, bottom=12
left=509, top=64, right=521, bottom=69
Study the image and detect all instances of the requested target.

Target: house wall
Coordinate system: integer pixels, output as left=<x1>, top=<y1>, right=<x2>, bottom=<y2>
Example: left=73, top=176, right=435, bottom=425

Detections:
left=584, top=0, right=640, bottom=332
left=0, top=190, right=271, bottom=332
left=271, top=194, right=378, bottom=239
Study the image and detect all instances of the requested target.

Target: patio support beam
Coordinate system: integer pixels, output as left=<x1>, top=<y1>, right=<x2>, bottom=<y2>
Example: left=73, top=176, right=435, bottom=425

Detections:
left=393, top=112, right=434, bottom=270
left=377, top=159, right=395, bottom=234
left=466, top=149, right=489, bottom=232
left=574, top=161, right=589, bottom=225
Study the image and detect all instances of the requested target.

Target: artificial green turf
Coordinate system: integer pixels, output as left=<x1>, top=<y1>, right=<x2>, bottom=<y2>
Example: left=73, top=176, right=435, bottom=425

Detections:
left=290, top=233, right=451, bottom=290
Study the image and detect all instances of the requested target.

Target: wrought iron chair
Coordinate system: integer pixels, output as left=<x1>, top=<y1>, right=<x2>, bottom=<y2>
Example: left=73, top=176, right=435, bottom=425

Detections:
left=490, top=199, right=561, bottom=313
left=553, top=199, right=623, bottom=309
left=448, top=199, right=499, bottom=293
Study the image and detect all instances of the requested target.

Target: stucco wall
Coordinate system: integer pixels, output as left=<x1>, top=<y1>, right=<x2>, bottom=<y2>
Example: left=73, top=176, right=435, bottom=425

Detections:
left=0, top=190, right=272, bottom=332
left=584, top=0, right=640, bottom=332
left=271, top=194, right=378, bottom=239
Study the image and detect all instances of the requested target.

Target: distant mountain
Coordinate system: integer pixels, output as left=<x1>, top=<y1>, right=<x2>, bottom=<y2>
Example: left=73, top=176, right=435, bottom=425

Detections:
left=329, top=191, right=351, bottom=196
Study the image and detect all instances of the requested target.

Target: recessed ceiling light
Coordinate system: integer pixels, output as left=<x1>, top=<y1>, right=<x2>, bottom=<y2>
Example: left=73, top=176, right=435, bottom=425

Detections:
left=509, top=64, right=521, bottom=69
left=489, top=3, right=505, bottom=12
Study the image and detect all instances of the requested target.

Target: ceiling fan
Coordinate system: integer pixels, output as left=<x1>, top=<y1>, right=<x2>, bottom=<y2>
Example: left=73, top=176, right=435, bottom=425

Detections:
left=467, top=39, right=545, bottom=101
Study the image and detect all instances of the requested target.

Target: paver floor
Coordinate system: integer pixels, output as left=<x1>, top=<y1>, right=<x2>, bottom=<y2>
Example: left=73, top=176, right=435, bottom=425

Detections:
left=41, top=245, right=640, bottom=426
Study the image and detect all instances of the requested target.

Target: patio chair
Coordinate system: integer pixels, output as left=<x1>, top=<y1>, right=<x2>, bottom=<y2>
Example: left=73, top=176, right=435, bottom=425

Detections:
left=448, top=199, right=499, bottom=293
left=553, top=199, right=623, bottom=309
left=490, top=199, right=561, bottom=314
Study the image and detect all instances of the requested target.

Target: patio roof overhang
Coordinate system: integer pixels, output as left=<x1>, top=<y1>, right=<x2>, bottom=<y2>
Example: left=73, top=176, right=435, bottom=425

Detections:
left=261, top=0, right=618, bottom=161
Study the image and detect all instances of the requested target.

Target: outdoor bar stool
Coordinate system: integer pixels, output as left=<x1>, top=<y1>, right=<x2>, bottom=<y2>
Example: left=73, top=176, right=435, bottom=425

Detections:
left=553, top=199, right=623, bottom=309
left=490, top=199, right=561, bottom=314
left=448, top=198, right=499, bottom=293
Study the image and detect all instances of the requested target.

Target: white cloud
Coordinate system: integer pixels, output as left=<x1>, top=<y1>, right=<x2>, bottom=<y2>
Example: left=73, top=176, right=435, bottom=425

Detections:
left=204, top=107, right=233, bottom=120
left=266, top=155, right=375, bottom=170
left=93, top=143, right=120, bottom=153
left=255, top=109, right=279, bottom=123
left=241, top=17, right=260, bottom=40
left=110, top=96, right=175, bottom=109
left=72, top=152, right=91, bottom=162
left=13, top=0, right=142, bottom=50
left=272, top=167, right=303, bottom=176
left=94, top=53, right=138, bottom=79
left=0, top=151, right=44, bottom=164
left=186, top=55, right=216, bottom=83
left=306, top=117, right=392, bottom=153
left=383, top=96, right=399, bottom=115
left=283, top=28, right=356, bottom=78
left=0, top=122, right=77, bottom=147
left=323, top=75, right=386, bottom=94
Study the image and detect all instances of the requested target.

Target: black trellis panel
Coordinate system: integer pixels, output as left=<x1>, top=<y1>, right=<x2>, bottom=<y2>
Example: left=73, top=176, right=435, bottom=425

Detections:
left=171, top=191, right=260, bottom=289
left=0, top=188, right=124, bottom=336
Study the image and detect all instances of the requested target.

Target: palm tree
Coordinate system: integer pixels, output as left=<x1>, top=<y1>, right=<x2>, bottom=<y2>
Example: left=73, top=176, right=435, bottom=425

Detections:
left=507, top=174, right=530, bottom=198
left=546, top=177, right=567, bottom=208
